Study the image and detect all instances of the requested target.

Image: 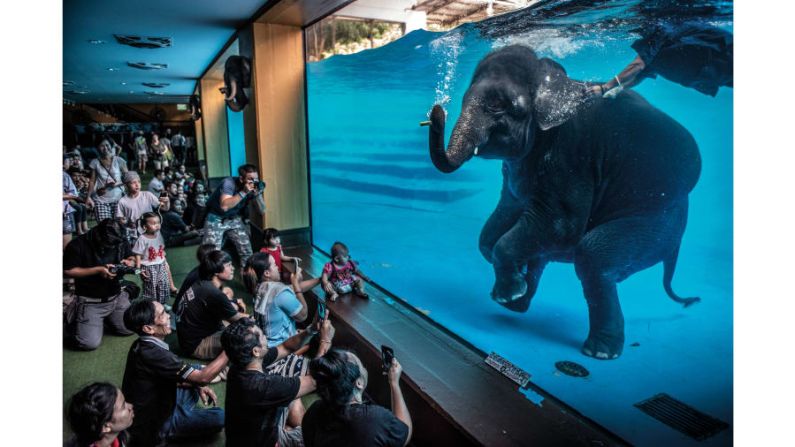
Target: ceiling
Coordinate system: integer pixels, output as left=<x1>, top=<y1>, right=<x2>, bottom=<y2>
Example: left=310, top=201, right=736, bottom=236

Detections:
left=63, top=0, right=519, bottom=104
left=63, top=0, right=270, bottom=104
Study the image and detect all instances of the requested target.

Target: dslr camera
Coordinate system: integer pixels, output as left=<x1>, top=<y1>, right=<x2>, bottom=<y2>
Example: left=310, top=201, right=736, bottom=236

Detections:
left=109, top=264, right=141, bottom=276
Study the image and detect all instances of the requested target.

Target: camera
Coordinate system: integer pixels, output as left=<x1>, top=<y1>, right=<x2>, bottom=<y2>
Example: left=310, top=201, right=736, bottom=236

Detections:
left=109, top=264, right=141, bottom=276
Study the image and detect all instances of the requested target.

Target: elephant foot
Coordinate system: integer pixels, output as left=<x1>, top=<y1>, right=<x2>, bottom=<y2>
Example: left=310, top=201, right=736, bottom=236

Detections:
left=581, top=332, right=624, bottom=360
left=498, top=294, right=532, bottom=313
left=491, top=270, right=528, bottom=311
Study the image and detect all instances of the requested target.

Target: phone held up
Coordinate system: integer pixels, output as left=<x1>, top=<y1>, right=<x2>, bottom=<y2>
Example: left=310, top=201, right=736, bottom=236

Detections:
left=381, top=345, right=394, bottom=372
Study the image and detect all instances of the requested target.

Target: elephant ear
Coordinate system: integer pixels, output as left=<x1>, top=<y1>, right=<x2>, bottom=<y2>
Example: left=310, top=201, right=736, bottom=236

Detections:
left=533, top=58, right=586, bottom=131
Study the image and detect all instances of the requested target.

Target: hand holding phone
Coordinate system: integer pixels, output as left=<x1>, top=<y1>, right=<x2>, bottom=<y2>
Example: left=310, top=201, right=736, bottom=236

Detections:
left=381, top=345, right=394, bottom=373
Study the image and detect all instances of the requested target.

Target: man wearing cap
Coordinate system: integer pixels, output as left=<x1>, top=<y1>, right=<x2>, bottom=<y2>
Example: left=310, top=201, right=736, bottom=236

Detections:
left=116, top=171, right=170, bottom=245
left=202, top=164, right=266, bottom=268
left=63, top=218, right=137, bottom=350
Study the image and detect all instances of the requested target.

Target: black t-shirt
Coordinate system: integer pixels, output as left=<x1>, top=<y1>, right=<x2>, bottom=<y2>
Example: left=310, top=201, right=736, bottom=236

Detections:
left=224, top=353, right=300, bottom=447
left=302, top=400, right=409, bottom=447
left=160, top=210, right=188, bottom=242
left=173, top=266, right=200, bottom=311
left=176, top=280, right=238, bottom=353
left=121, top=337, right=194, bottom=447
left=63, top=234, right=130, bottom=298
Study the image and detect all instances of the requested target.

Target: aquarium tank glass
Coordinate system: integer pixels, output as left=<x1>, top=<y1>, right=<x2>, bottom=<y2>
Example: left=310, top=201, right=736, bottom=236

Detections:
left=307, top=1, right=733, bottom=444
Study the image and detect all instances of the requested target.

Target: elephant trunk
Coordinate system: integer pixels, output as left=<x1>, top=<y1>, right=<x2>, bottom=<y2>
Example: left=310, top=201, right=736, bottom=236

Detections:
left=428, top=104, right=486, bottom=174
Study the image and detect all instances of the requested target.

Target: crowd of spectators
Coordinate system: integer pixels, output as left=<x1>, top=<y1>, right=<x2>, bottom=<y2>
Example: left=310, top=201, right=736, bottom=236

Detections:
left=64, top=160, right=413, bottom=446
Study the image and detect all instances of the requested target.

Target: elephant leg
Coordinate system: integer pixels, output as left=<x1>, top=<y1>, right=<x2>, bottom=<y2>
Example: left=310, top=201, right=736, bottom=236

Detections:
left=490, top=211, right=547, bottom=310
left=479, top=204, right=523, bottom=264
left=499, top=257, right=548, bottom=313
left=575, top=206, right=689, bottom=360
left=479, top=173, right=522, bottom=263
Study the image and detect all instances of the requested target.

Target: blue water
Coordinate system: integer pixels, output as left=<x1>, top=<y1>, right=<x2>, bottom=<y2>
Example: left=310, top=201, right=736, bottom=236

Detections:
left=307, top=1, right=732, bottom=444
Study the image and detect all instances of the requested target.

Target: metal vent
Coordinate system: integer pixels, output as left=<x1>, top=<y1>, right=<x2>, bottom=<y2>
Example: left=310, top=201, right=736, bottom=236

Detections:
left=634, top=393, right=729, bottom=440
left=142, top=82, right=170, bottom=88
left=127, top=62, right=168, bottom=70
left=114, top=35, right=172, bottom=49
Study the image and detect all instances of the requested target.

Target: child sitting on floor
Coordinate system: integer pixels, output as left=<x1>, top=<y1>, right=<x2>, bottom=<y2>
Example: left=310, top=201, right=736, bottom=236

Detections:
left=259, top=227, right=302, bottom=283
left=321, top=241, right=370, bottom=301
left=133, top=212, right=177, bottom=304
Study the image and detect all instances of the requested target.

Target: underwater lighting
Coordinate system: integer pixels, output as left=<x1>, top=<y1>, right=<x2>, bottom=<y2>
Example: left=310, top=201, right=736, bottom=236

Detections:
left=88, top=39, right=106, bottom=44
left=107, top=67, right=120, bottom=72
left=120, top=82, right=127, bottom=85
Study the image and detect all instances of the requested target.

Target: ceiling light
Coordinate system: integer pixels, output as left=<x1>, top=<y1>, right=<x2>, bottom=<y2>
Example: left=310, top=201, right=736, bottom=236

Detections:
left=114, top=35, right=172, bottom=49
left=142, top=82, right=170, bottom=88
left=127, top=62, right=168, bottom=70
left=88, top=39, right=106, bottom=44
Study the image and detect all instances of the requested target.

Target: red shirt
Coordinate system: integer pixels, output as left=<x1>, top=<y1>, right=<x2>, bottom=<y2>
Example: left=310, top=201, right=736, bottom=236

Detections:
left=91, top=437, right=121, bottom=447
left=259, top=246, right=283, bottom=271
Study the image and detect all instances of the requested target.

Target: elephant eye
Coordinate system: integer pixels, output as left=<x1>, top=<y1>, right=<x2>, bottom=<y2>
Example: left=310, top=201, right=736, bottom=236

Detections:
left=485, top=97, right=507, bottom=113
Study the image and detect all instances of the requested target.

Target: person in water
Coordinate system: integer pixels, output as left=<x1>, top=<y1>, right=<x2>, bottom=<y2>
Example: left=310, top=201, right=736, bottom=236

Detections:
left=589, top=21, right=733, bottom=98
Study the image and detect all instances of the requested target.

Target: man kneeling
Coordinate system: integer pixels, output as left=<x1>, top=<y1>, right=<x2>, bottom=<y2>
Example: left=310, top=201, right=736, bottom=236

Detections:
left=122, top=299, right=228, bottom=446
left=222, top=316, right=335, bottom=447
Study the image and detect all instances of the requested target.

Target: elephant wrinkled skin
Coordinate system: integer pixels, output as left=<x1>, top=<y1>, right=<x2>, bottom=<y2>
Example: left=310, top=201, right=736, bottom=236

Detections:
left=428, top=45, right=701, bottom=360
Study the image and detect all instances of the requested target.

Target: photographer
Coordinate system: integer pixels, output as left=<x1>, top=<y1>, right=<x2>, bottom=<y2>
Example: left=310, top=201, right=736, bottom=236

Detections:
left=202, top=163, right=266, bottom=268
left=63, top=218, right=136, bottom=350
left=302, top=349, right=412, bottom=447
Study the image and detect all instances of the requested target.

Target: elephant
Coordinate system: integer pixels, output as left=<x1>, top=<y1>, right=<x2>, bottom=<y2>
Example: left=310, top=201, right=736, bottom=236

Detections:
left=221, top=55, right=251, bottom=112
left=428, top=45, right=701, bottom=360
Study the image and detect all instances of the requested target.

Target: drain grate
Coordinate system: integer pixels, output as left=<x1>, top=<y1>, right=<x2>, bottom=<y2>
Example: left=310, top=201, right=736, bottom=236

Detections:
left=634, top=393, right=729, bottom=440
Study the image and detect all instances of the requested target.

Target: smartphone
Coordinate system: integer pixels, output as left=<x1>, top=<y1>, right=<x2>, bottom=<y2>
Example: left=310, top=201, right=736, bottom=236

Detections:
left=381, top=345, right=394, bottom=372
left=317, top=299, right=327, bottom=321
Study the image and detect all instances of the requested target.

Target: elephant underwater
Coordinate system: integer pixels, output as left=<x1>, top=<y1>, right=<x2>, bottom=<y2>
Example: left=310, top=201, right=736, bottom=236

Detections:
left=428, top=45, right=701, bottom=360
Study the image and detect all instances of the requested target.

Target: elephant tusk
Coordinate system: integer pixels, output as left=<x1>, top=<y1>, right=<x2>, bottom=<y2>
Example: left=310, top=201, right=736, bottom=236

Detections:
left=474, top=146, right=479, bottom=156
left=419, top=120, right=431, bottom=127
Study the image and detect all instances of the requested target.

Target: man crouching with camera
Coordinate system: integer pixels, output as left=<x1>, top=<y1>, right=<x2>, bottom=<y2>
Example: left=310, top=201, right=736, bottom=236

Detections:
left=64, top=218, right=137, bottom=350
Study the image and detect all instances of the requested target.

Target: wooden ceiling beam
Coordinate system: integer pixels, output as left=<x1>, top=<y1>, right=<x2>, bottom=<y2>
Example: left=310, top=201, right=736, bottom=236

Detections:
left=413, top=0, right=461, bottom=15
left=440, top=3, right=488, bottom=27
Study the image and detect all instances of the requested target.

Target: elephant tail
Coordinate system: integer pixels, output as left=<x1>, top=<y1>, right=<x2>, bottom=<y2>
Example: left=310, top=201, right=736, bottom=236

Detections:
left=663, top=244, right=701, bottom=308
